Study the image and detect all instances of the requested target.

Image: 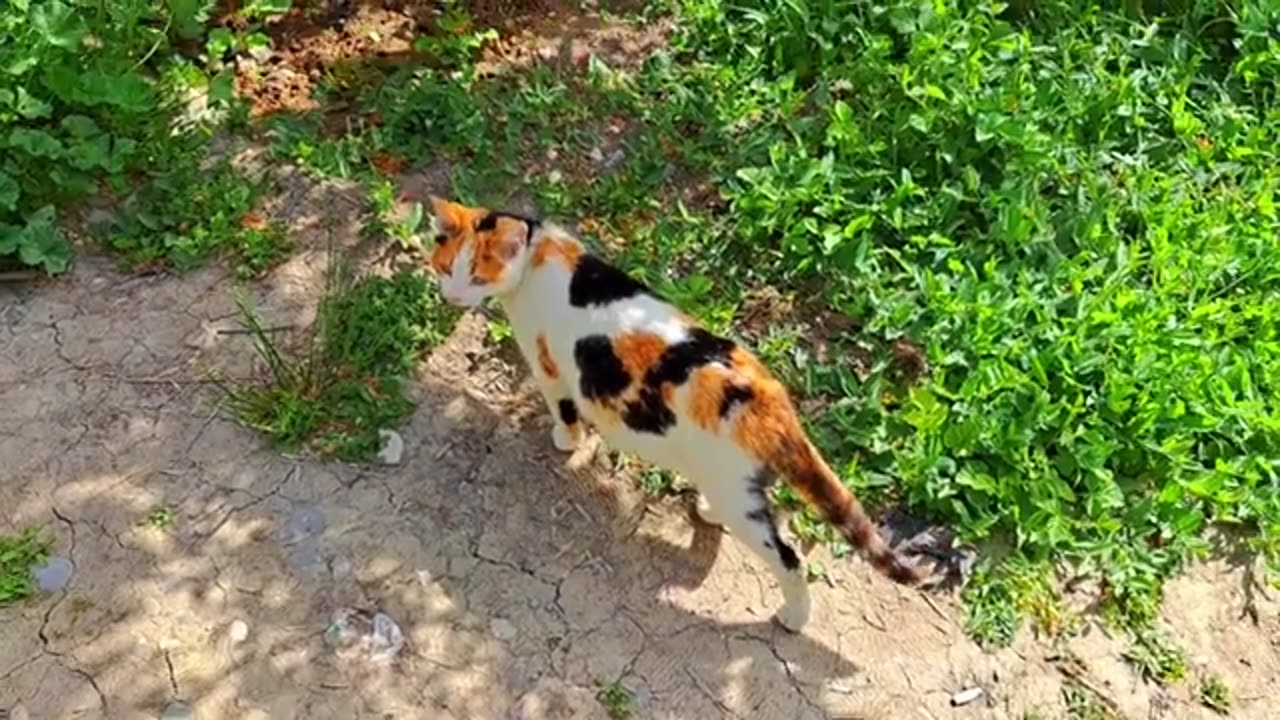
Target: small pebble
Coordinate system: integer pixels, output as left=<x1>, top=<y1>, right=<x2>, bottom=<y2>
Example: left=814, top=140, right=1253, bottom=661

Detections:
left=329, top=554, right=354, bottom=580
left=367, top=612, right=405, bottom=662
left=377, top=429, right=404, bottom=466
left=278, top=505, right=326, bottom=546
left=34, top=556, right=74, bottom=592
left=9, top=702, right=30, bottom=720
left=228, top=620, right=249, bottom=644
left=159, top=700, right=195, bottom=720
left=490, top=618, right=518, bottom=641
left=950, top=687, right=985, bottom=707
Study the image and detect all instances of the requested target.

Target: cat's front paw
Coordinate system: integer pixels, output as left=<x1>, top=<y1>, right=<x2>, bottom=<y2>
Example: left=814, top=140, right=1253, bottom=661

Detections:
left=551, top=423, right=580, bottom=452
left=775, top=595, right=811, bottom=633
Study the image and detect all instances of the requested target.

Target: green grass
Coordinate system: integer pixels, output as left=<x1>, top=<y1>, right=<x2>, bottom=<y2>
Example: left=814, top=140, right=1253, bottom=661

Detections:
left=220, top=256, right=460, bottom=461
left=0, top=527, right=52, bottom=606
left=595, top=679, right=635, bottom=720
left=244, top=0, right=1280, bottom=645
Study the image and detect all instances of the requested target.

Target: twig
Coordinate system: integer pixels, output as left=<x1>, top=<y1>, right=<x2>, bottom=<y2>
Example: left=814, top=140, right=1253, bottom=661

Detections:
left=919, top=591, right=951, bottom=625
left=217, top=325, right=295, bottom=335
left=0, top=270, right=42, bottom=282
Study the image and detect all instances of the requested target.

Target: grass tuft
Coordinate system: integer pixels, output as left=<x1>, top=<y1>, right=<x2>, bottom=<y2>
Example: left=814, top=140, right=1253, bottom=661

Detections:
left=0, top=527, right=53, bottom=606
left=219, top=250, right=459, bottom=461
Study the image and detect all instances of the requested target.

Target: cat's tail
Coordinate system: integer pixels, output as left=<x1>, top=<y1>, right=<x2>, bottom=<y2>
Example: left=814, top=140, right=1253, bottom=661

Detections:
left=771, top=439, right=926, bottom=585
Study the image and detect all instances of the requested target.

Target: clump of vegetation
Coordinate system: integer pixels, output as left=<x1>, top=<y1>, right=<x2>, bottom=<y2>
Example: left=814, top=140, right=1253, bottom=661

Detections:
left=0, top=0, right=300, bottom=275
left=1063, top=679, right=1122, bottom=720
left=595, top=679, right=635, bottom=720
left=0, top=527, right=52, bottom=605
left=1124, top=632, right=1188, bottom=684
left=144, top=505, right=176, bottom=530
left=101, top=149, right=291, bottom=278
left=1198, top=675, right=1231, bottom=715
left=220, top=255, right=459, bottom=461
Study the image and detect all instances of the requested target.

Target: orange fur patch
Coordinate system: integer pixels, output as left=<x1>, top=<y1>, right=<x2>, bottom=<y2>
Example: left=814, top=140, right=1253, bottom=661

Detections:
left=727, top=348, right=802, bottom=462
left=471, top=237, right=506, bottom=284
left=688, top=366, right=729, bottom=432
left=531, top=236, right=583, bottom=270
left=536, top=333, right=558, bottom=379
left=612, top=332, right=668, bottom=380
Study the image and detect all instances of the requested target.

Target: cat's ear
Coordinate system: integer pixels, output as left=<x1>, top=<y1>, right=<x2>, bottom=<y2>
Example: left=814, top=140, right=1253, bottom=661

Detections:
left=429, top=195, right=468, bottom=234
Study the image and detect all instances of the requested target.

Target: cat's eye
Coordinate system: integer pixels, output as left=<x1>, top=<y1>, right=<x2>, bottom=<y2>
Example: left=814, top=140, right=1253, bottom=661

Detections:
left=434, top=233, right=447, bottom=246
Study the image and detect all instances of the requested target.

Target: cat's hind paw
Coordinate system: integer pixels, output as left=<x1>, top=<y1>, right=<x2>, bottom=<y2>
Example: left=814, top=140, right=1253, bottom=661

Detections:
left=694, top=494, right=724, bottom=527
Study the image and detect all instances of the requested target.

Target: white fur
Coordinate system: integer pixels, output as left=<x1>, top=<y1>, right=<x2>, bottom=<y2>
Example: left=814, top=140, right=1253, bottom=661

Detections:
left=430, top=221, right=812, bottom=631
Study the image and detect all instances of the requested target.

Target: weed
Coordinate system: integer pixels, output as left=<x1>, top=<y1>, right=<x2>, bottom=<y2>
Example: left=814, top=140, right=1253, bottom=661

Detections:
left=1124, top=633, right=1188, bottom=684
left=144, top=506, right=176, bottom=530
left=1199, top=675, right=1231, bottom=715
left=220, top=253, right=459, bottom=461
left=595, top=679, right=635, bottom=720
left=638, top=466, right=679, bottom=497
left=0, top=527, right=52, bottom=606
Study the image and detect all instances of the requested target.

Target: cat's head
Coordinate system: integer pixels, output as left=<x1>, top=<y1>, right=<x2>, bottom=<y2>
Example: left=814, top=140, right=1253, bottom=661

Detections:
left=426, top=196, right=538, bottom=308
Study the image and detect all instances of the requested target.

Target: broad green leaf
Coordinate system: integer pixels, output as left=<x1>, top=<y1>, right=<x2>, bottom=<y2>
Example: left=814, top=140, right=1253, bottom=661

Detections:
left=7, top=128, right=63, bottom=158
left=0, top=171, right=19, bottom=211
left=14, top=87, right=51, bottom=119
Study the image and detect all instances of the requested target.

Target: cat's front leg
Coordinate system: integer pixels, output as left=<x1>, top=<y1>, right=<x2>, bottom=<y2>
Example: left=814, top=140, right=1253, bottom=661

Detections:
left=527, top=332, right=583, bottom=453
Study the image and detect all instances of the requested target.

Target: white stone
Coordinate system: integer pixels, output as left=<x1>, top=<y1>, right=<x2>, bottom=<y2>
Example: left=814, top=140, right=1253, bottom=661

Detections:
left=490, top=618, right=517, bottom=641
left=377, top=429, right=404, bottom=465
left=228, top=620, right=249, bottom=644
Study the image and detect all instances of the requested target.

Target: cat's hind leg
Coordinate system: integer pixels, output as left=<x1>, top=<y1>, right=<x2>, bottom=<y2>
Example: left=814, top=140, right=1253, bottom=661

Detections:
left=702, top=467, right=811, bottom=632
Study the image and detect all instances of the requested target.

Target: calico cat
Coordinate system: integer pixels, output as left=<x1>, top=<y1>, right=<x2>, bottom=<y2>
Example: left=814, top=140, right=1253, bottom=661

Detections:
left=426, top=196, right=930, bottom=631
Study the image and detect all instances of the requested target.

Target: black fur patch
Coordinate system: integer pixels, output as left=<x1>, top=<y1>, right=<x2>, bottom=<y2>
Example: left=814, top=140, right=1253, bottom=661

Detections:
left=558, top=398, right=579, bottom=426
left=719, top=384, right=754, bottom=418
left=568, top=254, right=649, bottom=307
left=574, top=335, right=631, bottom=400
left=622, top=387, right=676, bottom=434
left=645, top=328, right=736, bottom=389
left=745, top=502, right=800, bottom=571
left=476, top=211, right=539, bottom=243
left=618, top=328, right=738, bottom=436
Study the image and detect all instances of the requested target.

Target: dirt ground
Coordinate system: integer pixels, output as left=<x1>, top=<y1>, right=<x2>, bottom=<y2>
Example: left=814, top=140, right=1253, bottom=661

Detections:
left=2, top=162, right=1279, bottom=720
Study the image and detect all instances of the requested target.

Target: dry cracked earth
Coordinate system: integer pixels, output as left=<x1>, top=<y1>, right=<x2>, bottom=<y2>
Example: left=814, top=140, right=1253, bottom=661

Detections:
left=3, top=167, right=1279, bottom=720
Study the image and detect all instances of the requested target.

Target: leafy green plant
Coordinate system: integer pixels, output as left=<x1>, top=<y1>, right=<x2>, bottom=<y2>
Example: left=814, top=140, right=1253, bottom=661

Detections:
left=220, top=256, right=459, bottom=461
left=0, top=527, right=52, bottom=606
left=0, top=0, right=217, bottom=272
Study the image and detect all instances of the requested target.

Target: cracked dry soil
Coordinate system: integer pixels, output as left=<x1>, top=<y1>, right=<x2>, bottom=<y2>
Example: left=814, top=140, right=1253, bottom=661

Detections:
left=3, top=173, right=1279, bottom=720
